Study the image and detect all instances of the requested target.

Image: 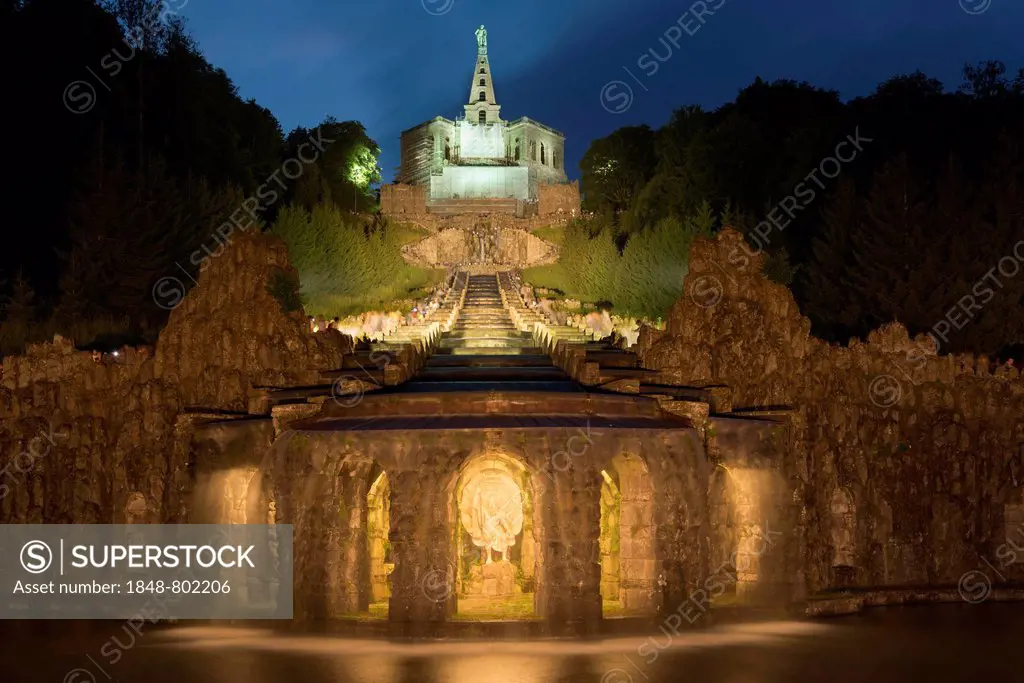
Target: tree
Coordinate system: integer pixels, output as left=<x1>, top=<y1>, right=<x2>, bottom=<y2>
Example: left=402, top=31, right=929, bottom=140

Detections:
left=1, top=271, right=37, bottom=325
left=580, top=125, right=656, bottom=215
left=286, top=118, right=381, bottom=212
left=59, top=154, right=241, bottom=326
left=960, top=60, right=1012, bottom=99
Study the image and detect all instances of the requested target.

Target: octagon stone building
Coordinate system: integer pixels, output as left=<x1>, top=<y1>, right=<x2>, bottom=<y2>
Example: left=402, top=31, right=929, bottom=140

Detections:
left=392, top=26, right=572, bottom=211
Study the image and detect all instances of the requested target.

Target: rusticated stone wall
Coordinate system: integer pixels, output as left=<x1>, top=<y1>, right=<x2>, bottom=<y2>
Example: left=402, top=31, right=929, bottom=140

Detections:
left=155, top=232, right=345, bottom=411
left=637, top=228, right=1024, bottom=595
left=537, top=181, right=581, bottom=216
left=0, top=231, right=346, bottom=526
left=252, top=391, right=710, bottom=624
left=380, top=184, right=427, bottom=215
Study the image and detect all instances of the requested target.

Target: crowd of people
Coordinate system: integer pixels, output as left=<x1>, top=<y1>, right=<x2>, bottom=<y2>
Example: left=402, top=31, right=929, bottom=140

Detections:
left=306, top=274, right=456, bottom=340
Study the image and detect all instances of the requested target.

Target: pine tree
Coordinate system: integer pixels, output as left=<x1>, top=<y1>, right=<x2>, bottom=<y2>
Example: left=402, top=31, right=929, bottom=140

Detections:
left=847, top=154, right=935, bottom=333
left=801, top=177, right=864, bottom=340
left=686, top=199, right=717, bottom=238
left=1, top=271, right=37, bottom=325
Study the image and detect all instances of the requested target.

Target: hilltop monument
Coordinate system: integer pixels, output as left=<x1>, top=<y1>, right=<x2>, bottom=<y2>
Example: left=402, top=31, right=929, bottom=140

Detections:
left=383, top=24, right=579, bottom=217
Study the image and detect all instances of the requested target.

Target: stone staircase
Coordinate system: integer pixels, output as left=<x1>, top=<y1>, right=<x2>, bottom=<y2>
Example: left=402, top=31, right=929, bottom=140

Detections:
left=406, top=274, right=580, bottom=393
left=495, top=272, right=658, bottom=392
left=254, top=270, right=671, bottom=416
left=252, top=274, right=470, bottom=412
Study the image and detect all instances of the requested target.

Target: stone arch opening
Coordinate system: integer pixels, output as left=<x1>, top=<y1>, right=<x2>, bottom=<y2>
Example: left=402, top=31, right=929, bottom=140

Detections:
left=478, top=91, right=486, bottom=102
left=708, top=464, right=775, bottom=603
left=600, top=453, right=656, bottom=616
left=366, top=468, right=392, bottom=617
left=478, top=110, right=486, bottom=124
left=479, top=78, right=486, bottom=86
left=540, top=142, right=546, bottom=165
left=446, top=451, right=540, bottom=619
left=264, top=451, right=391, bottom=620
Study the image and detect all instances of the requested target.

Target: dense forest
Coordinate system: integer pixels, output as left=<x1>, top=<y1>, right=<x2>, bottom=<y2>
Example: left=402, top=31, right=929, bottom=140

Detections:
left=575, top=63, right=1024, bottom=357
left=0, top=0, right=382, bottom=355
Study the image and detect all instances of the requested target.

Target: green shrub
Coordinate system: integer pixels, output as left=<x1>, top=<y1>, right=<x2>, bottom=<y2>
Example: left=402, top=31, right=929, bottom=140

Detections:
left=272, top=205, right=444, bottom=316
left=523, top=203, right=714, bottom=319
left=267, top=268, right=304, bottom=313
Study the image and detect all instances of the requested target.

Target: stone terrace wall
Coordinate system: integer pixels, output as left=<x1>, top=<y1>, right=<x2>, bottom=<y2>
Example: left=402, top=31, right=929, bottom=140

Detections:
left=380, top=184, right=427, bottom=215
left=538, top=181, right=581, bottom=216
left=155, top=232, right=346, bottom=411
left=392, top=212, right=571, bottom=235
left=0, top=338, right=180, bottom=525
left=638, top=228, right=1024, bottom=595
left=0, top=231, right=346, bottom=525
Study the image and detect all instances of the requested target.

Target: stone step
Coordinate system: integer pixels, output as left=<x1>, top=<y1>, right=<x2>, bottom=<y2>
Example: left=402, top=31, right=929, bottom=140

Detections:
left=440, top=346, right=545, bottom=356
left=453, top=318, right=514, bottom=325
left=416, top=366, right=567, bottom=381
left=320, top=368, right=385, bottom=383
left=400, top=380, right=582, bottom=393
left=452, top=328, right=516, bottom=334
left=425, top=354, right=554, bottom=368
left=444, top=338, right=536, bottom=349
left=447, top=329, right=524, bottom=339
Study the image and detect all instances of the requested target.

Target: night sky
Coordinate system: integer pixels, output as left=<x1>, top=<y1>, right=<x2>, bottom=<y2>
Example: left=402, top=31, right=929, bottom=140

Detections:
left=179, top=0, right=1024, bottom=181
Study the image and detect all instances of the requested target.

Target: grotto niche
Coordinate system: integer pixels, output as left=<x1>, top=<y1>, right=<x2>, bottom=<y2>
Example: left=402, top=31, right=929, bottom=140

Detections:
left=450, top=452, right=538, bottom=619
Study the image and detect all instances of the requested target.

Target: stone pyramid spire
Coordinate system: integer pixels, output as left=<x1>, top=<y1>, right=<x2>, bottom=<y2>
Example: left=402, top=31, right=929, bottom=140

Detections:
left=464, top=25, right=501, bottom=124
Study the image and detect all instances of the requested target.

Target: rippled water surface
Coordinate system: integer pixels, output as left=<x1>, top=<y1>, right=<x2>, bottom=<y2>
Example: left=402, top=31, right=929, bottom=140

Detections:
left=6, top=604, right=1023, bottom=683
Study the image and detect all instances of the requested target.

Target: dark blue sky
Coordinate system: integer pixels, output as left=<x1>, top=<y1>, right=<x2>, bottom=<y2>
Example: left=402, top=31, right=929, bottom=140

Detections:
left=179, top=0, right=1024, bottom=181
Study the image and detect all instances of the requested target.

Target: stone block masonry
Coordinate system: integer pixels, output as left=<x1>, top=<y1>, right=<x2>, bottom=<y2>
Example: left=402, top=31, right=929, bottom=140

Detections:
left=537, top=181, right=581, bottom=217
left=5, top=220, right=1022, bottom=628
left=638, top=228, right=1024, bottom=594
left=0, top=231, right=347, bottom=526
left=380, top=184, right=426, bottom=215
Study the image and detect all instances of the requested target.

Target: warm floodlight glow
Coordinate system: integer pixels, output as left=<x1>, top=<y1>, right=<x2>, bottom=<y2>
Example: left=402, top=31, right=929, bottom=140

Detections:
left=459, top=468, right=524, bottom=564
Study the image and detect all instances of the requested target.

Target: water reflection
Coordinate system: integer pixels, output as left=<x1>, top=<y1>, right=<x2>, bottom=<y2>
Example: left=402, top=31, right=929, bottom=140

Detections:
left=6, top=605, right=1024, bottom=683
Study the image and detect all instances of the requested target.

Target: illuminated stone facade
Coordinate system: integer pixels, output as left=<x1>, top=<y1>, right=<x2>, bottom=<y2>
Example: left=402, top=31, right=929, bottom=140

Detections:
left=11, top=229, right=1024, bottom=630
left=396, top=26, right=568, bottom=203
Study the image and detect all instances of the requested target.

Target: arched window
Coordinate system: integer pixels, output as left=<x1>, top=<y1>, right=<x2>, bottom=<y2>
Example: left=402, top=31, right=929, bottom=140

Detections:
left=479, top=68, right=486, bottom=74
left=478, top=110, right=486, bottom=124
left=514, top=141, right=520, bottom=160
left=540, top=143, right=546, bottom=165
left=478, top=91, right=486, bottom=102
left=553, top=150, right=560, bottom=168
left=479, top=78, right=486, bottom=86
left=530, top=141, right=537, bottom=161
